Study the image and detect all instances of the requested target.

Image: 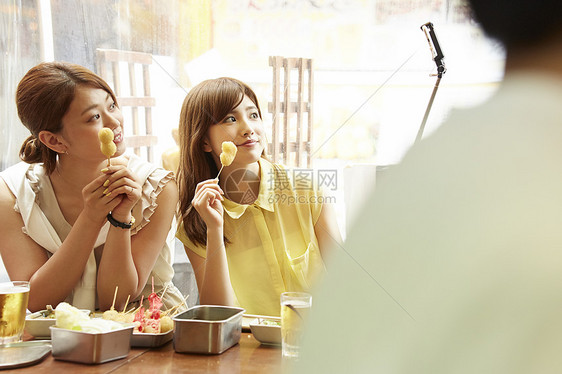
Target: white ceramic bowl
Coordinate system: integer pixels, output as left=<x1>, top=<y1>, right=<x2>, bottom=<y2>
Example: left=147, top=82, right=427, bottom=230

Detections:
left=25, top=309, right=90, bottom=339
left=249, top=318, right=281, bottom=345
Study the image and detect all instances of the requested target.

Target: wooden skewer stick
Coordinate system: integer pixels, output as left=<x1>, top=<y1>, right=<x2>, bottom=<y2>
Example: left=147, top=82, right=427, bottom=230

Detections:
left=163, top=304, right=182, bottom=316
left=163, top=295, right=187, bottom=313
left=129, top=295, right=145, bottom=318
left=122, top=295, right=131, bottom=313
left=216, top=164, right=225, bottom=179
left=163, top=294, right=189, bottom=316
left=162, top=304, right=182, bottom=317
left=111, top=286, right=119, bottom=311
left=159, top=284, right=169, bottom=299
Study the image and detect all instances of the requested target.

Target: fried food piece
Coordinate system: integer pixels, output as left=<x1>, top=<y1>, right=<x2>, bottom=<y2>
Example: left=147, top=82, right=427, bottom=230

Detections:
left=98, top=128, right=114, bottom=144
left=98, top=128, right=116, bottom=165
left=160, top=315, right=173, bottom=333
left=144, top=318, right=160, bottom=333
left=102, top=309, right=119, bottom=320
left=101, top=142, right=117, bottom=158
left=219, top=141, right=237, bottom=166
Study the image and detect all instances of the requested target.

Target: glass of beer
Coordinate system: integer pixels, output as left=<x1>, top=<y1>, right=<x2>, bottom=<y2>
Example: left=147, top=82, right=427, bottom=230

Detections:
left=0, top=281, right=30, bottom=344
left=280, top=291, right=312, bottom=359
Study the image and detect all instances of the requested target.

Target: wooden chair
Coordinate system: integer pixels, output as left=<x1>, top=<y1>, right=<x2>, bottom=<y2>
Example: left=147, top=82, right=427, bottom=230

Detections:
left=268, top=56, right=314, bottom=168
left=95, top=49, right=158, bottom=162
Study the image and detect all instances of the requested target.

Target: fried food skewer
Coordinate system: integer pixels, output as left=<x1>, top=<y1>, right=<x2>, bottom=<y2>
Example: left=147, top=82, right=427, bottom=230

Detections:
left=98, top=128, right=116, bottom=166
left=216, top=141, right=237, bottom=179
left=102, top=286, right=120, bottom=320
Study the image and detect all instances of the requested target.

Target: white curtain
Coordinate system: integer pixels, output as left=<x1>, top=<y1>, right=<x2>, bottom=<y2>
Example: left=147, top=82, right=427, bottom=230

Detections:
left=1, top=0, right=33, bottom=170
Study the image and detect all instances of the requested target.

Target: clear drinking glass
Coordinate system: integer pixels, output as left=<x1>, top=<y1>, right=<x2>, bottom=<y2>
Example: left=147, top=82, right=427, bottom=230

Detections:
left=0, top=281, right=30, bottom=344
left=280, top=291, right=312, bottom=359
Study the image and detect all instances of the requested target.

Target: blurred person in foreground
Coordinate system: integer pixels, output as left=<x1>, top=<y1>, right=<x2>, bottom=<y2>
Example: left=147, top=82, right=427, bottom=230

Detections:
left=295, top=0, right=562, bottom=372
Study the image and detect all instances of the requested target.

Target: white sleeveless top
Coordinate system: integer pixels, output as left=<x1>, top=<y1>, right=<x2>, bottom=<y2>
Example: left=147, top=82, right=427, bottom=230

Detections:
left=0, top=154, right=185, bottom=311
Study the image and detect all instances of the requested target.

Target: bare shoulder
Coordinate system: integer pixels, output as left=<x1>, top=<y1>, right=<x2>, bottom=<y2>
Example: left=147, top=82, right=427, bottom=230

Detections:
left=0, top=177, right=27, bottom=231
left=0, top=175, right=49, bottom=281
left=0, top=177, right=16, bottom=214
left=159, top=177, right=178, bottom=201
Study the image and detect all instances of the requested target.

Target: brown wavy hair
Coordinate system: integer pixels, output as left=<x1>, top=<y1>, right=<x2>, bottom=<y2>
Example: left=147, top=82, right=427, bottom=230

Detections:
left=177, top=77, right=264, bottom=247
left=16, top=61, right=117, bottom=174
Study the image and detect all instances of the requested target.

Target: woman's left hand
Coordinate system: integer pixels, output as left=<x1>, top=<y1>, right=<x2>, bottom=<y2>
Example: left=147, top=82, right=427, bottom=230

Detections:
left=101, top=165, right=141, bottom=217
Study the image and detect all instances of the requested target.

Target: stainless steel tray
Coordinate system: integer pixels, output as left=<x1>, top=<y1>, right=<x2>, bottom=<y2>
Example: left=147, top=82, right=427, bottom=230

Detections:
left=131, top=330, right=173, bottom=347
left=0, top=340, right=51, bottom=369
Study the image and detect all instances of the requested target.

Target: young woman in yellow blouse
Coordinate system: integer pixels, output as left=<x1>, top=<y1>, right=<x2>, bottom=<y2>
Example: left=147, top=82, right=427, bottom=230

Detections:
left=176, top=77, right=341, bottom=316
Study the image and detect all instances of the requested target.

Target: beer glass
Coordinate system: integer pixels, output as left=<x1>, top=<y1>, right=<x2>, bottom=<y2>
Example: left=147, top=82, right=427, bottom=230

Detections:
left=0, top=281, right=30, bottom=344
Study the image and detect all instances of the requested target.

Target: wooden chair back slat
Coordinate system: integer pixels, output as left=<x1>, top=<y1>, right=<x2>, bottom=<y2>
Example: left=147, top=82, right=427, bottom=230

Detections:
left=268, top=56, right=313, bottom=168
left=95, top=48, right=157, bottom=162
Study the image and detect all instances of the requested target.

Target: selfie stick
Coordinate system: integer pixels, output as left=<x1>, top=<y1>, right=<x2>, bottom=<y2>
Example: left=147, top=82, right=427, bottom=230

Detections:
left=415, top=22, right=446, bottom=144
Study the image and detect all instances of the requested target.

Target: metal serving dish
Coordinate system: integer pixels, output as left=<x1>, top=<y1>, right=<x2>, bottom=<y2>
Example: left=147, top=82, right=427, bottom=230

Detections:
left=173, top=305, right=245, bottom=354
left=131, top=330, right=173, bottom=347
left=50, top=325, right=133, bottom=364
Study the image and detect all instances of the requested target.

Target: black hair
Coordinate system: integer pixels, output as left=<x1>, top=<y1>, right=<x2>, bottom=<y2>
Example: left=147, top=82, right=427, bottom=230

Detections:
left=468, top=0, right=562, bottom=49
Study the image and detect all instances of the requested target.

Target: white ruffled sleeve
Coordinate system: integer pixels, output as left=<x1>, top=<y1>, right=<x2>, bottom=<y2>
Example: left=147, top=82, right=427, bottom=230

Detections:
left=128, top=155, right=175, bottom=235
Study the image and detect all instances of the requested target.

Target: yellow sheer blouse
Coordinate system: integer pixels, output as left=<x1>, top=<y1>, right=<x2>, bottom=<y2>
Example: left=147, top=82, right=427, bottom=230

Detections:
left=177, top=158, right=326, bottom=316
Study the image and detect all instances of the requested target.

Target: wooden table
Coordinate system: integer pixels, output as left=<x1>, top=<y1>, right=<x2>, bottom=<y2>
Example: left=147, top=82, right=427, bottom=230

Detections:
left=3, top=333, right=285, bottom=373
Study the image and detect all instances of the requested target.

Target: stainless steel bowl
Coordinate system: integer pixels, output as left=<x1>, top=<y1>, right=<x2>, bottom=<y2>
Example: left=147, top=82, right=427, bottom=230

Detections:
left=173, top=305, right=245, bottom=354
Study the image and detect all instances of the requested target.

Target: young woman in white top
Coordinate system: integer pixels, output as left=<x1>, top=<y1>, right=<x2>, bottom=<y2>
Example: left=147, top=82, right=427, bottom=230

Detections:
left=0, top=62, right=184, bottom=312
